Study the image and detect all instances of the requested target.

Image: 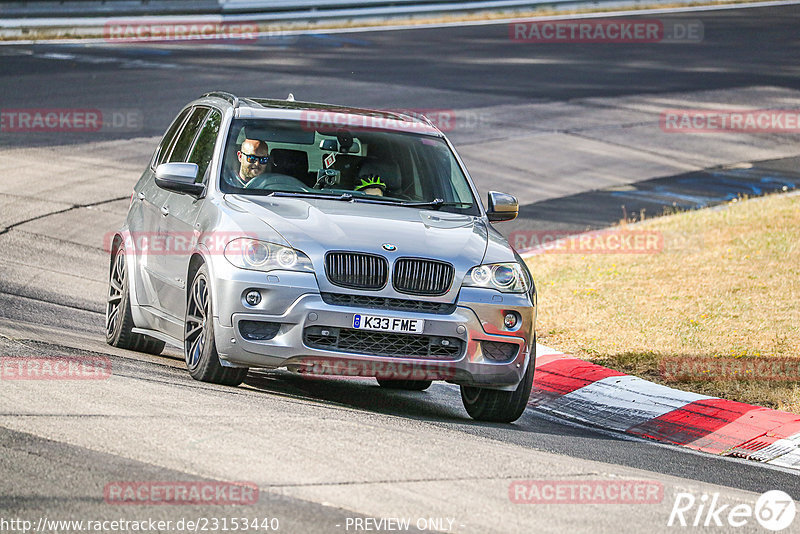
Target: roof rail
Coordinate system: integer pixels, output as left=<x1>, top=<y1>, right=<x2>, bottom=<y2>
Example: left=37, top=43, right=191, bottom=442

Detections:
left=417, top=113, right=436, bottom=128
left=400, top=109, right=435, bottom=128
left=201, top=91, right=239, bottom=108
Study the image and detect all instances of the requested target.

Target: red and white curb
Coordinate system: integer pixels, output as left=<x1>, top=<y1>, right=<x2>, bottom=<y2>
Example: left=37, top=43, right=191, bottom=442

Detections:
left=531, top=345, right=800, bottom=469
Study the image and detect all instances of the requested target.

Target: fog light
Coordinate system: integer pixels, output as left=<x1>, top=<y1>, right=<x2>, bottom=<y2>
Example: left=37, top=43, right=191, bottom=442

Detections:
left=245, top=290, right=261, bottom=306
left=239, top=320, right=280, bottom=341
left=503, top=312, right=518, bottom=329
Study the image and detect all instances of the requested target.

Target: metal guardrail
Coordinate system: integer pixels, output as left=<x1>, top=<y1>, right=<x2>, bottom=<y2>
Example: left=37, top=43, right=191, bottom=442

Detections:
left=1, top=0, right=769, bottom=35
left=0, top=0, right=599, bottom=18
left=0, top=1, right=214, bottom=18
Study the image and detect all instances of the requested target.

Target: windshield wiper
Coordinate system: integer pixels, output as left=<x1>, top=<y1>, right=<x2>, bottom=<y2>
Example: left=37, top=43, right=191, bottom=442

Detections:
left=400, top=198, right=473, bottom=210
left=267, top=191, right=354, bottom=201
left=266, top=192, right=472, bottom=210
left=267, top=191, right=409, bottom=206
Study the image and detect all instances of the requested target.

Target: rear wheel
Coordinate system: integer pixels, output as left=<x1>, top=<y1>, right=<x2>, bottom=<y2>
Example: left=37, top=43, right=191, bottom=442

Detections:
left=105, top=242, right=165, bottom=355
left=460, top=349, right=535, bottom=423
left=184, top=264, right=248, bottom=386
left=376, top=378, right=432, bottom=391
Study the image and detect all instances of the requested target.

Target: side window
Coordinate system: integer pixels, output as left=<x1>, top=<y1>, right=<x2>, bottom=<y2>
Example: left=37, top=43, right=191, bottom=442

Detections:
left=167, top=107, right=209, bottom=164
left=153, top=108, right=191, bottom=168
left=187, top=109, right=222, bottom=183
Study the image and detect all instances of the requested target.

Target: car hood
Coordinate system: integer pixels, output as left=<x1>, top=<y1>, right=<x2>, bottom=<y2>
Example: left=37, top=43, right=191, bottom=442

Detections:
left=225, top=195, right=489, bottom=298
left=226, top=195, right=488, bottom=302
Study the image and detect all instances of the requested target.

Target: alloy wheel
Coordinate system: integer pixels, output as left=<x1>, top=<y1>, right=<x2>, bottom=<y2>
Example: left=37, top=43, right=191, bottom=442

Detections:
left=185, top=274, right=209, bottom=369
left=106, top=251, right=125, bottom=338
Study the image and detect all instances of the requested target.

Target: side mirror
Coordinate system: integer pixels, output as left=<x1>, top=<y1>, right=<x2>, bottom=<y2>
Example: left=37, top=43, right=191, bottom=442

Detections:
left=486, top=191, right=518, bottom=222
left=155, top=163, right=205, bottom=198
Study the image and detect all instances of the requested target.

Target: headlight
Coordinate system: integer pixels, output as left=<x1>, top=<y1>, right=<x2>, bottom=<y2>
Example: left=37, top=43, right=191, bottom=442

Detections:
left=224, top=238, right=314, bottom=273
left=463, top=263, right=529, bottom=293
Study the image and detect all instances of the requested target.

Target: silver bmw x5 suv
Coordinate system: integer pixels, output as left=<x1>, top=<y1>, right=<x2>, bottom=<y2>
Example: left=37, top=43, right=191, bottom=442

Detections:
left=106, top=91, right=537, bottom=422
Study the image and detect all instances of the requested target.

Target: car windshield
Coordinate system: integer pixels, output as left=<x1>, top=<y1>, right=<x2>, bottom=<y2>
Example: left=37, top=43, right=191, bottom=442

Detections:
left=219, top=118, right=480, bottom=215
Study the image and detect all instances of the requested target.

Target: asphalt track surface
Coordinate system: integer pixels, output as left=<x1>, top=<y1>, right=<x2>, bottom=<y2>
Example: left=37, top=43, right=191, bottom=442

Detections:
left=1, top=5, right=800, bottom=533
left=0, top=5, right=798, bottom=146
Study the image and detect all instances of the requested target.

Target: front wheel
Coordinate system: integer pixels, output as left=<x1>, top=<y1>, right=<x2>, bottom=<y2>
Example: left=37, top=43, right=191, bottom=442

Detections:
left=460, top=351, right=535, bottom=423
left=376, top=378, right=432, bottom=391
left=184, top=264, right=248, bottom=386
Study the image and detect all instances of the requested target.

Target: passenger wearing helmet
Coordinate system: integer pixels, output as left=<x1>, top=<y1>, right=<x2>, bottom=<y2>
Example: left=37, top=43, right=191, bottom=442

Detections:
left=354, top=174, right=386, bottom=196
left=355, top=158, right=400, bottom=197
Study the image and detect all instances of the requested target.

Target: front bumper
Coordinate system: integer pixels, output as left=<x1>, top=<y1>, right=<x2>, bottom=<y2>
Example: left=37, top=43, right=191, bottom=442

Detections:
left=212, top=270, right=535, bottom=389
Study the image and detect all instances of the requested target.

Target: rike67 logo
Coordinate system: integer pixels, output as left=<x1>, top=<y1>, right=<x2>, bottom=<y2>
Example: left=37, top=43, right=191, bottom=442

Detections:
left=668, top=490, right=796, bottom=531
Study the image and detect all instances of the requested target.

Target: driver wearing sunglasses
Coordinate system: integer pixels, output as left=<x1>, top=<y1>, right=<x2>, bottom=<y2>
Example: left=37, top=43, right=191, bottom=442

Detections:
left=233, top=138, right=270, bottom=186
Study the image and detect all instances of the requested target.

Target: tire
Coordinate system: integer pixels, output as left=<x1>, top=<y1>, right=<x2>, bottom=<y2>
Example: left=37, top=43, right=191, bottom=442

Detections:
left=376, top=378, right=432, bottom=391
left=184, top=264, right=248, bottom=386
left=106, top=242, right=166, bottom=355
left=460, top=348, right=535, bottom=423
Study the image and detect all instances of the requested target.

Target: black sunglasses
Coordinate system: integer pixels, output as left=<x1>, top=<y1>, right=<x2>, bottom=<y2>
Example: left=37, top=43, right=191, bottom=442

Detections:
left=241, top=153, right=269, bottom=165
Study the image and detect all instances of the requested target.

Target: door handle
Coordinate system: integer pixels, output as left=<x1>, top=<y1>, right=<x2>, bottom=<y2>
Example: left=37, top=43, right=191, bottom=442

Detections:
left=137, top=192, right=145, bottom=201
left=160, top=206, right=169, bottom=217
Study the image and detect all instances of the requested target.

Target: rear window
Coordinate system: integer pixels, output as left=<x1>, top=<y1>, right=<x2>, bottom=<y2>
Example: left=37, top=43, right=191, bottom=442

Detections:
left=167, top=107, right=209, bottom=164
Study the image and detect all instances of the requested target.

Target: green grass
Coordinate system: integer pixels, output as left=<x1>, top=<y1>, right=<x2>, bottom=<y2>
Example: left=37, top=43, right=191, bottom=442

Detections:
left=525, top=192, right=800, bottom=412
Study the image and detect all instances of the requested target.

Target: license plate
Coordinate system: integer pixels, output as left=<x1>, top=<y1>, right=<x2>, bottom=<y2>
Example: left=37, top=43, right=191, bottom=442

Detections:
left=352, top=314, right=424, bottom=334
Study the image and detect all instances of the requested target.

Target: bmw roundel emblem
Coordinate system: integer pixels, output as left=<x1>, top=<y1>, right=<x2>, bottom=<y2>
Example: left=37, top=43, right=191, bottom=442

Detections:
left=382, top=243, right=397, bottom=251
